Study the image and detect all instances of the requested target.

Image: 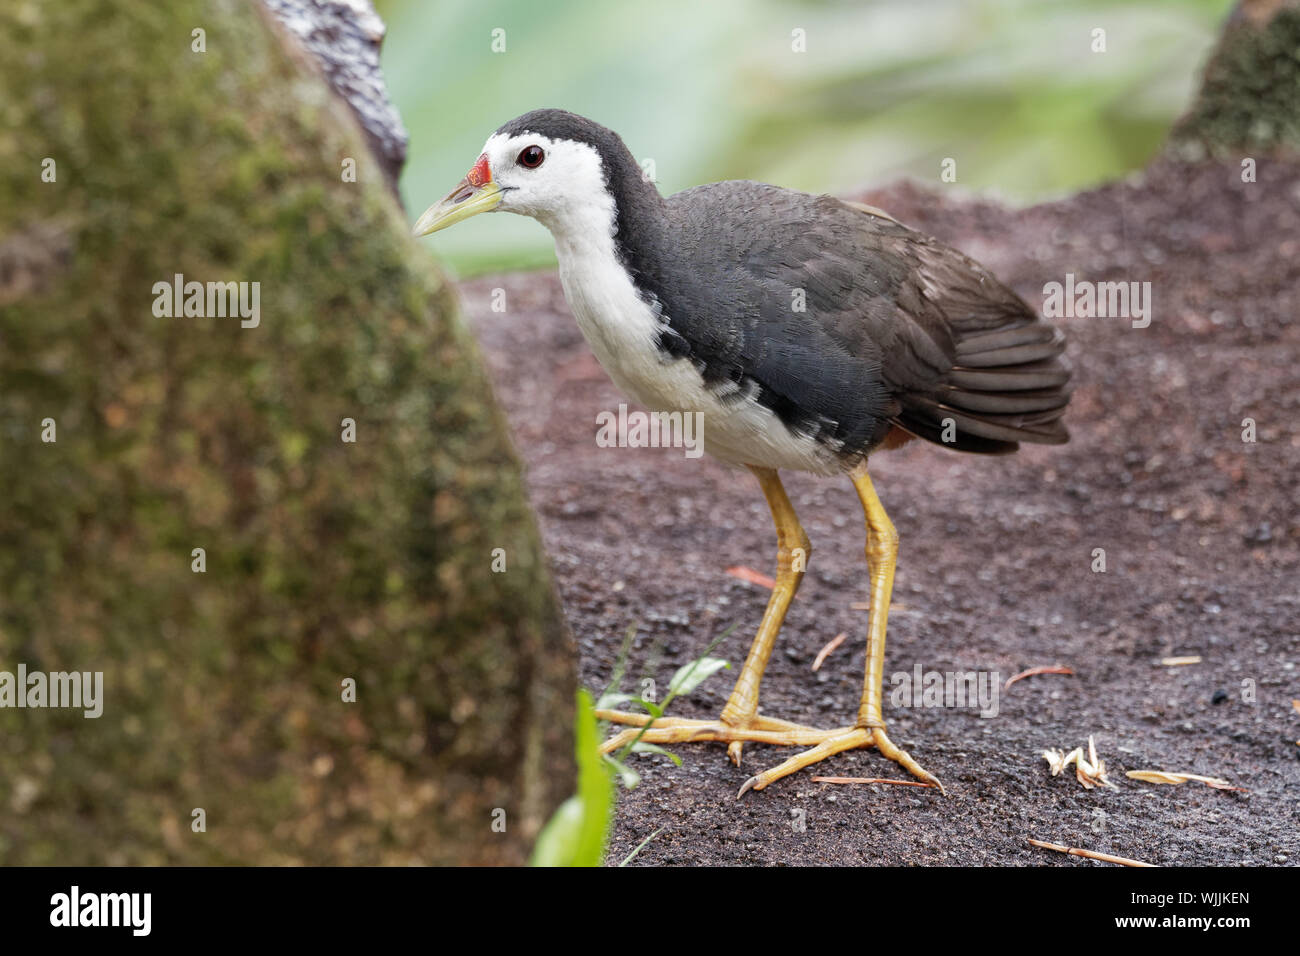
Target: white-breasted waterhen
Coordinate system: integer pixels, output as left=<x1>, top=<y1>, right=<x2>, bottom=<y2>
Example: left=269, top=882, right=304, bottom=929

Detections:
left=414, top=109, right=1071, bottom=796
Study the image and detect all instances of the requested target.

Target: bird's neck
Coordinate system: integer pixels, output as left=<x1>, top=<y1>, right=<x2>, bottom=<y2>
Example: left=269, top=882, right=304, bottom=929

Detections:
left=542, top=152, right=676, bottom=403
left=542, top=147, right=669, bottom=286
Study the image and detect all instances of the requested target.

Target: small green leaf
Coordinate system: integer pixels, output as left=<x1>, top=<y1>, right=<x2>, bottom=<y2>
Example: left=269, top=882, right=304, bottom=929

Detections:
left=528, top=796, right=585, bottom=867
left=619, top=827, right=663, bottom=867
left=667, top=657, right=730, bottom=698
left=603, top=752, right=641, bottom=789
left=630, top=742, right=683, bottom=766
left=574, top=689, right=615, bottom=864
left=631, top=698, right=664, bottom=718
left=530, top=689, right=615, bottom=866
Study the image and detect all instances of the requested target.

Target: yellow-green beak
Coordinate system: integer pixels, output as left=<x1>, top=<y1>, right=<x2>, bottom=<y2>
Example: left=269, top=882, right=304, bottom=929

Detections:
left=413, top=154, right=502, bottom=237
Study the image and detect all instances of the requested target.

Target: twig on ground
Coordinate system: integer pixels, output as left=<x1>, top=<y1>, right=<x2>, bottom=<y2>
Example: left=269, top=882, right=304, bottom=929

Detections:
left=1028, top=839, right=1156, bottom=867
left=811, top=632, right=847, bottom=671
left=726, top=566, right=775, bottom=590
left=1126, top=770, right=1246, bottom=791
left=1005, top=665, right=1074, bottom=689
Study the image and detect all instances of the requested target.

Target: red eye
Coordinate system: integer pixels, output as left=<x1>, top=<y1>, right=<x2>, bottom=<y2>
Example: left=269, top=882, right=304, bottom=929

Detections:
left=517, top=145, right=545, bottom=169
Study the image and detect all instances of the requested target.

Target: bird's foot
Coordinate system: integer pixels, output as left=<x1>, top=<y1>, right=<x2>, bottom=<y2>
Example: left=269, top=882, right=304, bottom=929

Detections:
left=596, top=710, right=943, bottom=797
left=595, top=710, right=847, bottom=759
left=736, top=723, right=944, bottom=798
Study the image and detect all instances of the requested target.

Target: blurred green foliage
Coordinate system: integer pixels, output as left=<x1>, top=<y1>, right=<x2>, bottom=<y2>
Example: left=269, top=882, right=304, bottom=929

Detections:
left=379, top=0, right=1233, bottom=275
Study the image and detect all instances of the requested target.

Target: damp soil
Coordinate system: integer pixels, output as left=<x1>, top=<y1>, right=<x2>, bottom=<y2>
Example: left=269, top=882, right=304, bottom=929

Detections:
left=457, top=156, right=1300, bottom=866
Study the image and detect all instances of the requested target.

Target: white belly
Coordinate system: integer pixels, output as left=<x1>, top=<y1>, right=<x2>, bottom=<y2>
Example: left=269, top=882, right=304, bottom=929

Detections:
left=555, top=245, right=844, bottom=476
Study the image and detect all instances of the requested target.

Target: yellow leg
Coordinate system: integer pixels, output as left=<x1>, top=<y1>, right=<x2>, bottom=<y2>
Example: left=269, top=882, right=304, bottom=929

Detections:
left=850, top=463, right=942, bottom=790
left=737, top=462, right=944, bottom=796
left=718, top=466, right=811, bottom=764
left=601, top=462, right=942, bottom=797
left=600, top=466, right=824, bottom=761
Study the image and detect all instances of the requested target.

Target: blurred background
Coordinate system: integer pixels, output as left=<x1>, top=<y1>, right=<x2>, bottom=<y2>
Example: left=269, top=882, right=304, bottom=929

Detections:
left=378, top=0, right=1234, bottom=275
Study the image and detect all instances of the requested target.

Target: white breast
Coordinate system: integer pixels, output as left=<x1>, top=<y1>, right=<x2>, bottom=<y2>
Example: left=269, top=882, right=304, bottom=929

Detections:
left=540, top=190, right=842, bottom=475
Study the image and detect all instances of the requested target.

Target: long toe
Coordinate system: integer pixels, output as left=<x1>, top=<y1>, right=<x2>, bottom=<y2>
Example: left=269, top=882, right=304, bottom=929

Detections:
left=598, top=711, right=847, bottom=758
left=736, top=726, right=945, bottom=797
left=870, top=726, right=946, bottom=794
left=736, top=728, right=873, bottom=797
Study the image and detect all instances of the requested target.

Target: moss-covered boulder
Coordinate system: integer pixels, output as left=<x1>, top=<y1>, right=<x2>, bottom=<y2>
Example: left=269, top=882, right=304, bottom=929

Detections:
left=1169, top=0, right=1300, bottom=157
left=0, top=0, right=573, bottom=864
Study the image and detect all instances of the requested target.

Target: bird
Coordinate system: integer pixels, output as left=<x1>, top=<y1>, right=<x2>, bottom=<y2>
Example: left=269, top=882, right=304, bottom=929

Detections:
left=414, top=109, right=1070, bottom=797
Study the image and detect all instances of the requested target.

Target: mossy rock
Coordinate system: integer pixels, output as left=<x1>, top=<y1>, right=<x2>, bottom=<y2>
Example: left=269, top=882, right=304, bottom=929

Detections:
left=0, top=0, right=573, bottom=864
left=1169, top=1, right=1300, bottom=158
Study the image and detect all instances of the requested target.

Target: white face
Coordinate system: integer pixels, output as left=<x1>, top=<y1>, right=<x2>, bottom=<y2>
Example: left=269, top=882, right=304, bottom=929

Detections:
left=480, top=131, right=612, bottom=232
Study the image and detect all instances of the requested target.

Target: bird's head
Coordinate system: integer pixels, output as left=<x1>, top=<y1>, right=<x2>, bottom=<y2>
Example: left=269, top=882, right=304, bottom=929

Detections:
left=413, top=109, right=654, bottom=240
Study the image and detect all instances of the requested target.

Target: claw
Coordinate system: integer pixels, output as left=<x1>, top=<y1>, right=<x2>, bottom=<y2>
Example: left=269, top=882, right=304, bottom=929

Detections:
left=736, top=775, right=760, bottom=799
left=727, top=741, right=744, bottom=766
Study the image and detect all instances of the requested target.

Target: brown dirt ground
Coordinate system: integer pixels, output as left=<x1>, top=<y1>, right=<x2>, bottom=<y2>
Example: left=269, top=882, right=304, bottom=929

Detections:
left=456, top=155, right=1300, bottom=866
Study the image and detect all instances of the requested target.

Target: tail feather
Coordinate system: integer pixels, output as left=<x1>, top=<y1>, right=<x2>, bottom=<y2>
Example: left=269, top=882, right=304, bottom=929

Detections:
left=935, top=384, right=1070, bottom=415
left=954, top=325, right=1065, bottom=367
left=840, top=204, right=1074, bottom=456
left=897, top=324, right=1071, bottom=454
left=948, top=360, right=1071, bottom=393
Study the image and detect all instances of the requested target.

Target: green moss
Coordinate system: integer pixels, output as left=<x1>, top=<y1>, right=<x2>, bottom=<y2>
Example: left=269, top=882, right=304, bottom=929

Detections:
left=1170, top=6, right=1300, bottom=157
left=0, top=0, right=572, bottom=864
